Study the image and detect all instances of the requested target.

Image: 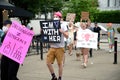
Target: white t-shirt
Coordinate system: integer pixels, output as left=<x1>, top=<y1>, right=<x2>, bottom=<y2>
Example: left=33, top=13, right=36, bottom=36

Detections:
left=50, top=22, right=68, bottom=48
left=64, top=37, right=67, bottom=42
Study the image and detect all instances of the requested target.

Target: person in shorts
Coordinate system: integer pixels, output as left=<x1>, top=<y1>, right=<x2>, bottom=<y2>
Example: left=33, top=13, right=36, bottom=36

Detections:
left=76, top=22, right=90, bottom=68
left=46, top=12, right=68, bottom=80
left=66, top=21, right=74, bottom=56
left=107, top=23, right=115, bottom=53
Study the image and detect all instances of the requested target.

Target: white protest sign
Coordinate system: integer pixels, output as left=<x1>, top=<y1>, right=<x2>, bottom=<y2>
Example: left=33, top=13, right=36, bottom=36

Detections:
left=66, top=13, right=76, bottom=22
left=76, top=29, right=98, bottom=49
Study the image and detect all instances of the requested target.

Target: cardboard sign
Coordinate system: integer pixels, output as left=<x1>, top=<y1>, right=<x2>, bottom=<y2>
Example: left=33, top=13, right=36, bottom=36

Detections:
left=2, top=10, right=8, bottom=22
left=0, top=21, right=34, bottom=64
left=40, top=20, right=61, bottom=43
left=66, top=13, right=76, bottom=22
left=76, top=29, right=98, bottom=49
left=81, top=12, right=89, bottom=20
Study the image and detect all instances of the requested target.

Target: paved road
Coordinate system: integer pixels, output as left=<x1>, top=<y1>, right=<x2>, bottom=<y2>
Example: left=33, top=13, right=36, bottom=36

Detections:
left=17, top=43, right=120, bottom=80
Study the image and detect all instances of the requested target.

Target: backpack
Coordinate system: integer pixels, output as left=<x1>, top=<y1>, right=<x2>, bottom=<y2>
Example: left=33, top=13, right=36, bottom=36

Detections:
left=0, top=29, right=5, bottom=45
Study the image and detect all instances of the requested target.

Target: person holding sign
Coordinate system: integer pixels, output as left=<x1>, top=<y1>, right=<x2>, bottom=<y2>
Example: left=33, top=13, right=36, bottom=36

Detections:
left=46, top=12, right=68, bottom=80
left=66, top=21, right=74, bottom=56
left=76, top=22, right=89, bottom=68
left=1, top=20, right=20, bottom=80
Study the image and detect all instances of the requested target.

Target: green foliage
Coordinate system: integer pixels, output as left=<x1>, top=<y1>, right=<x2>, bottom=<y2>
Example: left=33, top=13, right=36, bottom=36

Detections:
left=62, top=0, right=99, bottom=22
left=88, top=7, right=99, bottom=21
left=117, top=27, right=120, bottom=33
left=62, top=0, right=120, bottom=23
left=11, top=0, right=40, bottom=14
left=38, top=0, right=63, bottom=13
left=11, top=0, right=63, bottom=15
left=93, top=10, right=120, bottom=23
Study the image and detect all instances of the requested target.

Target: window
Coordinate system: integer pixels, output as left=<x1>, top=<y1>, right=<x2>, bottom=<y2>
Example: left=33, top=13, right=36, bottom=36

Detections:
left=119, top=0, right=120, bottom=6
left=114, top=0, right=116, bottom=6
left=107, top=0, right=110, bottom=7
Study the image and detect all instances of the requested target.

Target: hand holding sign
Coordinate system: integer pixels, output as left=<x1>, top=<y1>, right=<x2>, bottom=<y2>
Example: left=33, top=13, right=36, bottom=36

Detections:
left=81, top=12, right=89, bottom=20
left=59, top=28, right=64, bottom=34
left=66, top=13, right=76, bottom=22
left=40, top=20, right=61, bottom=43
left=0, top=21, right=34, bottom=64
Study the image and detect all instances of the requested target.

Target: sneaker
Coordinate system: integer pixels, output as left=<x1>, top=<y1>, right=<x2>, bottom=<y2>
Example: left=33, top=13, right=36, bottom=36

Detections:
left=51, top=77, right=57, bottom=80
left=83, top=63, right=87, bottom=68
left=109, top=49, right=112, bottom=53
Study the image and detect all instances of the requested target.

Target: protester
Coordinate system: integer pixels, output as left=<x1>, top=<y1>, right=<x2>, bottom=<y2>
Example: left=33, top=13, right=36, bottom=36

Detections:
left=0, top=29, right=4, bottom=59
left=1, top=20, right=20, bottom=80
left=74, top=23, right=81, bottom=61
left=93, top=22, right=101, bottom=49
left=107, top=23, right=115, bottom=53
left=27, top=27, right=35, bottom=54
left=66, top=21, right=74, bottom=56
left=30, top=27, right=35, bottom=49
left=76, top=22, right=89, bottom=68
left=46, top=12, right=68, bottom=80
left=87, top=21, right=93, bottom=57
left=61, top=18, right=67, bottom=52
left=64, top=37, right=67, bottom=52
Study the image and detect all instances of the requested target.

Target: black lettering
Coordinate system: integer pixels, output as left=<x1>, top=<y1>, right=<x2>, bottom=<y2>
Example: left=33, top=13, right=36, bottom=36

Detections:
left=8, top=32, right=26, bottom=45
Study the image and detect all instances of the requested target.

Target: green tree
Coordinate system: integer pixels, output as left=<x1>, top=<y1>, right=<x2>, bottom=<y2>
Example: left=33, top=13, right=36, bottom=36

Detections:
left=10, top=0, right=40, bottom=14
left=62, top=0, right=99, bottom=22
left=10, top=0, right=63, bottom=15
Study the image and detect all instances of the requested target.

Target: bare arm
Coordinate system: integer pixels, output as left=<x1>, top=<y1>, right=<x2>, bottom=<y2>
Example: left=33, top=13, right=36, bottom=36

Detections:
left=107, top=32, right=110, bottom=38
left=59, top=29, right=68, bottom=39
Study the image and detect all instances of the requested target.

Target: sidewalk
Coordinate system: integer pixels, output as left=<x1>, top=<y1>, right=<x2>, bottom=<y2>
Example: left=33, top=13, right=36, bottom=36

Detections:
left=17, top=43, right=120, bottom=80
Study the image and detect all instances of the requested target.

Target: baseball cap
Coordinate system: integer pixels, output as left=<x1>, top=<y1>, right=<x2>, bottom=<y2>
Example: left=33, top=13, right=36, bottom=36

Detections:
left=54, top=11, right=62, bottom=18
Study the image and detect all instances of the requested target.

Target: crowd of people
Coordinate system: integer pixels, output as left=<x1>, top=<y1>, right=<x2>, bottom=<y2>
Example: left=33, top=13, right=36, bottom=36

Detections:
left=45, top=12, right=115, bottom=80
left=0, top=11, right=115, bottom=80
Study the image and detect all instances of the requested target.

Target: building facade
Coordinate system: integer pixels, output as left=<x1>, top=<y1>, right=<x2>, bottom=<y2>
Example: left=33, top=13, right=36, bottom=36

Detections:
left=98, top=0, right=120, bottom=10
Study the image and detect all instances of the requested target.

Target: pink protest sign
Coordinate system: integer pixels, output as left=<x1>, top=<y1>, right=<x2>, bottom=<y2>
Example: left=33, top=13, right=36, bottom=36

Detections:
left=0, top=21, right=34, bottom=64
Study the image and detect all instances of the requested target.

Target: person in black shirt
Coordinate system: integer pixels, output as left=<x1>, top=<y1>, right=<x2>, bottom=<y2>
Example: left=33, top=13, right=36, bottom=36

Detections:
left=93, top=22, right=101, bottom=49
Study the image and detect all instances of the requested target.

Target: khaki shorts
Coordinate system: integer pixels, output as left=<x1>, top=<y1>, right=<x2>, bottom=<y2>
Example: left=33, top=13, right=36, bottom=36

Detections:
left=46, top=47, right=64, bottom=65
